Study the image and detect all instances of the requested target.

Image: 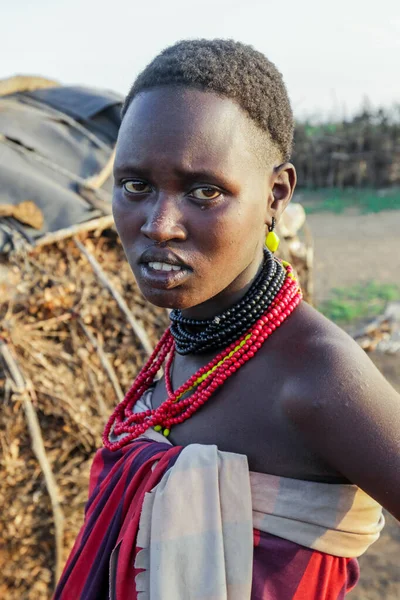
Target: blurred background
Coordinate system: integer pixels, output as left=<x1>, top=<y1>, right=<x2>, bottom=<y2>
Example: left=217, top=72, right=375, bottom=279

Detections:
left=0, top=0, right=399, bottom=598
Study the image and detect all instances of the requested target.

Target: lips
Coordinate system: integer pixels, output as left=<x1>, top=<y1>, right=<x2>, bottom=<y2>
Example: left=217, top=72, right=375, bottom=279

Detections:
left=139, top=247, right=192, bottom=270
left=137, top=246, right=193, bottom=290
left=139, top=263, right=192, bottom=290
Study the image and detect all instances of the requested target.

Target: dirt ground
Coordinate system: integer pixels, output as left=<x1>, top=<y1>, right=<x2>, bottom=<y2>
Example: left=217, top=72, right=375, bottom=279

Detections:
left=307, top=208, right=400, bottom=305
left=307, top=209, right=400, bottom=599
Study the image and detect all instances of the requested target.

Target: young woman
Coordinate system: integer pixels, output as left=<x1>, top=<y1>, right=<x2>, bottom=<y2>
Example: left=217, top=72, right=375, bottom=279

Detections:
left=54, top=40, right=400, bottom=600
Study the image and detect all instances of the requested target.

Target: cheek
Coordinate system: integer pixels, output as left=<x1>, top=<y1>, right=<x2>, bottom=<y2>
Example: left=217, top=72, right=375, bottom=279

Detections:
left=112, top=193, right=141, bottom=242
left=198, top=201, right=264, bottom=257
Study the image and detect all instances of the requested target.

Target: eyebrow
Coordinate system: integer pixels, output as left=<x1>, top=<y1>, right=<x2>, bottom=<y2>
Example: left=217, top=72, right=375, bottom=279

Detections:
left=113, top=164, right=152, bottom=179
left=173, top=168, right=232, bottom=188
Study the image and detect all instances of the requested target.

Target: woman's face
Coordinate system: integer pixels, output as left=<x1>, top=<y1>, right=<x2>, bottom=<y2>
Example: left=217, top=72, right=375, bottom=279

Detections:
left=113, top=87, right=290, bottom=316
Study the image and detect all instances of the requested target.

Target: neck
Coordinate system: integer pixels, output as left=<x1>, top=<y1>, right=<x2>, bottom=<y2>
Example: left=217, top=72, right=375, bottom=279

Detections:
left=181, top=250, right=265, bottom=321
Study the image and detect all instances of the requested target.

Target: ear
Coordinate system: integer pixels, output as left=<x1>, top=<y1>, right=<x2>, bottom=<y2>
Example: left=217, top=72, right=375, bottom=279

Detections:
left=267, top=162, right=297, bottom=224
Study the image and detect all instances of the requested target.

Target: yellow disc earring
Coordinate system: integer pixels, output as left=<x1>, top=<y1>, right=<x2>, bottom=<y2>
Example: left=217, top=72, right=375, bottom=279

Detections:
left=265, top=217, right=280, bottom=253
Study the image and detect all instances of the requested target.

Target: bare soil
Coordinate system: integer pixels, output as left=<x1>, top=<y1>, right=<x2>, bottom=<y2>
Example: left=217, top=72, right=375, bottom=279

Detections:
left=307, top=208, right=400, bottom=305
left=307, top=209, right=400, bottom=599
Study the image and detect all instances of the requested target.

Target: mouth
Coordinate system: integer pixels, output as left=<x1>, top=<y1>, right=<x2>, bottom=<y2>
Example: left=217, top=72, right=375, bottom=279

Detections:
left=147, top=261, right=183, bottom=272
left=138, top=248, right=193, bottom=290
left=139, top=262, right=192, bottom=289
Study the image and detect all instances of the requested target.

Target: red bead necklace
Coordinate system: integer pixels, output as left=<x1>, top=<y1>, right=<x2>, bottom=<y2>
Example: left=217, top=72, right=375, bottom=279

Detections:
left=103, top=262, right=302, bottom=451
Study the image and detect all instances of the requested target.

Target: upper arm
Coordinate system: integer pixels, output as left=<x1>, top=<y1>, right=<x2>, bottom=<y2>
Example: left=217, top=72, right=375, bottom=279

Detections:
left=284, top=335, right=400, bottom=520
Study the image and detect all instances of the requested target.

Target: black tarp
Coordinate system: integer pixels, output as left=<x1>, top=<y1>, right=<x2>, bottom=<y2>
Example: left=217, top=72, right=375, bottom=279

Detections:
left=0, top=85, right=123, bottom=253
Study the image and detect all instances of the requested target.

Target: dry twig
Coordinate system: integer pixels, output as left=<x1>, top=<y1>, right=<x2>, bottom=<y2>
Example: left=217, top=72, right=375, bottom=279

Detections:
left=81, top=148, right=116, bottom=190
left=33, top=215, right=114, bottom=248
left=74, top=237, right=153, bottom=355
left=78, top=318, right=124, bottom=402
left=0, top=340, right=65, bottom=588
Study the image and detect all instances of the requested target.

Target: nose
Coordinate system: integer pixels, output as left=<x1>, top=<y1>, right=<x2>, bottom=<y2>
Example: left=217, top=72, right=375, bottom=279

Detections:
left=140, top=193, right=187, bottom=244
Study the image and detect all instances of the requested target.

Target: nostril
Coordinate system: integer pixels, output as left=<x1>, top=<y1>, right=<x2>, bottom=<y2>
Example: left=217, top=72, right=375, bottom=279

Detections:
left=140, top=219, right=187, bottom=243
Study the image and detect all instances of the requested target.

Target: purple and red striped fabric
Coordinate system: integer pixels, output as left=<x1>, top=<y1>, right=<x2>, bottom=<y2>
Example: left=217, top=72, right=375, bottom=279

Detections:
left=252, top=529, right=359, bottom=599
left=53, top=439, right=359, bottom=599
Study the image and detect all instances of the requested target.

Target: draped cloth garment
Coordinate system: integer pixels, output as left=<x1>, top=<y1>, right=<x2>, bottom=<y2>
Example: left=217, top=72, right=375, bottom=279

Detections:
left=53, top=394, right=384, bottom=600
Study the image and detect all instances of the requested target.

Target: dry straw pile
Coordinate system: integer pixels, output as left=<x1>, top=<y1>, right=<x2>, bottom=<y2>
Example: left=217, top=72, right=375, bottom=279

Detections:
left=0, top=218, right=312, bottom=599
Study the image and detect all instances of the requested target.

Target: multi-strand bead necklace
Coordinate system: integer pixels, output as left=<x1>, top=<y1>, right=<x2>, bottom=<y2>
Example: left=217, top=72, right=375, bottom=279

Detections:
left=103, top=254, right=302, bottom=451
left=169, top=249, right=285, bottom=354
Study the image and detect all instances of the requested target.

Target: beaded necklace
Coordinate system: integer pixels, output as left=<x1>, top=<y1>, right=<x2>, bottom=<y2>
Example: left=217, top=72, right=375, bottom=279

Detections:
left=170, top=249, right=284, bottom=354
left=103, top=260, right=302, bottom=451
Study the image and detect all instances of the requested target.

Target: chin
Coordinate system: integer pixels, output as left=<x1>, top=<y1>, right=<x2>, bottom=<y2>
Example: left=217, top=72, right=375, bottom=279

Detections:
left=137, top=284, right=194, bottom=311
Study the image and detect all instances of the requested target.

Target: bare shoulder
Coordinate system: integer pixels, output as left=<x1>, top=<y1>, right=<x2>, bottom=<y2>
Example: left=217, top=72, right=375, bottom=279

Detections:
left=281, top=300, right=397, bottom=415
left=279, top=301, right=400, bottom=518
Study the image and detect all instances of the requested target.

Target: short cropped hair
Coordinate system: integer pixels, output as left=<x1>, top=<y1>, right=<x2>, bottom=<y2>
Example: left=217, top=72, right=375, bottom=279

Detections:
left=122, top=39, right=294, bottom=162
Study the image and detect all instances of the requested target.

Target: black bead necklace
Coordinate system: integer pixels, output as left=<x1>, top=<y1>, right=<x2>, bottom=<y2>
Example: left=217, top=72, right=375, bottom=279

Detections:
left=170, top=249, right=286, bottom=355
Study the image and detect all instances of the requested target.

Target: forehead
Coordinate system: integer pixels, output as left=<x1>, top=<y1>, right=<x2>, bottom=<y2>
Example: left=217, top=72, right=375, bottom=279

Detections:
left=115, top=87, right=265, bottom=173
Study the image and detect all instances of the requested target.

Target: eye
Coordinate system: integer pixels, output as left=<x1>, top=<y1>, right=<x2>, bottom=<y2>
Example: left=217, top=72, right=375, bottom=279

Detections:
left=190, top=186, right=222, bottom=201
left=123, top=180, right=152, bottom=194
